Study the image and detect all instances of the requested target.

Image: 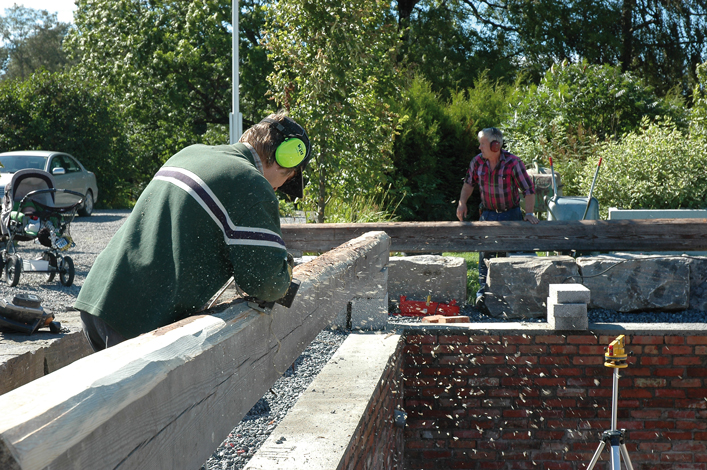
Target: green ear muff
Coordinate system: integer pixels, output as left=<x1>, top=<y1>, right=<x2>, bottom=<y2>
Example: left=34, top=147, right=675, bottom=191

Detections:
left=275, top=137, right=307, bottom=168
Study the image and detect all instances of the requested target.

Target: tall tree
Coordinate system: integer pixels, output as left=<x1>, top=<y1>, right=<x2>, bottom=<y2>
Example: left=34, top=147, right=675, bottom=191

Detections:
left=66, top=0, right=274, bottom=182
left=0, top=4, right=72, bottom=80
left=265, top=0, right=401, bottom=222
left=457, top=0, right=707, bottom=96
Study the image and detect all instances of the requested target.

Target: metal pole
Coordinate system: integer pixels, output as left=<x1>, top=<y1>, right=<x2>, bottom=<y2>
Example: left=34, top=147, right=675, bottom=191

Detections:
left=611, top=368, right=619, bottom=431
left=230, top=0, right=242, bottom=144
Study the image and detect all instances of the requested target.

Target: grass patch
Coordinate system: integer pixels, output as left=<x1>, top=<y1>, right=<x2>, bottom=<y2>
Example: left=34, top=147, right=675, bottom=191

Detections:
left=443, top=252, right=480, bottom=304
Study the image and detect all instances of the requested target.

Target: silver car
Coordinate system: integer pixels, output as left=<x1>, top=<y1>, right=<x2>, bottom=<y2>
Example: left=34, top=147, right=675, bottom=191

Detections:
left=0, top=151, right=98, bottom=216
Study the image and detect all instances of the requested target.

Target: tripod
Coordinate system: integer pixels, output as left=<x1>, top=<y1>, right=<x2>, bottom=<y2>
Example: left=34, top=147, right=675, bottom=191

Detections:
left=586, top=335, right=635, bottom=470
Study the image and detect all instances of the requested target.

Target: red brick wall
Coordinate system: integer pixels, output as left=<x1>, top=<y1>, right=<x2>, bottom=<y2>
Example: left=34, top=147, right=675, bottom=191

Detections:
left=340, top=338, right=406, bottom=470
left=402, top=331, right=707, bottom=470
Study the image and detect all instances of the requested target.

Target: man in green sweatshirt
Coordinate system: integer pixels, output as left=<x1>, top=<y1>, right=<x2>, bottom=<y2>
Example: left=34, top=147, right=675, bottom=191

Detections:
left=75, top=112, right=311, bottom=351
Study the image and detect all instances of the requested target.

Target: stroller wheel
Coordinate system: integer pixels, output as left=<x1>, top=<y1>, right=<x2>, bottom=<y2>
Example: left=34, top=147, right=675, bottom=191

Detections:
left=59, top=256, right=74, bottom=287
left=43, top=252, right=57, bottom=282
left=5, top=255, right=21, bottom=287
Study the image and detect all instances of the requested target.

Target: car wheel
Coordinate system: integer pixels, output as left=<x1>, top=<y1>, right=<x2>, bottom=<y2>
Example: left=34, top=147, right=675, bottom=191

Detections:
left=78, top=190, right=94, bottom=217
left=59, top=256, right=74, bottom=287
left=43, top=252, right=57, bottom=282
left=5, top=255, right=21, bottom=287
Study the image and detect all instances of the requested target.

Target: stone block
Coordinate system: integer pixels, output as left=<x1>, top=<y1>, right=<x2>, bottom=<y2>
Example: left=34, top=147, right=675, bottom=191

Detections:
left=577, top=254, right=690, bottom=312
left=485, top=256, right=579, bottom=319
left=549, top=284, right=590, bottom=304
left=547, top=298, right=588, bottom=330
left=388, top=255, right=467, bottom=305
left=350, top=294, right=388, bottom=331
left=686, top=257, right=707, bottom=311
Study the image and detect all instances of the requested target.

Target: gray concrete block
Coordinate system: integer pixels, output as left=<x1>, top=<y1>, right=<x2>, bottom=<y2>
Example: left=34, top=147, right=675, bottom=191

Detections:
left=388, top=255, right=467, bottom=305
left=351, top=294, right=388, bottom=331
left=549, top=284, right=590, bottom=304
left=547, top=298, right=588, bottom=330
left=328, top=302, right=350, bottom=330
left=353, top=267, right=388, bottom=299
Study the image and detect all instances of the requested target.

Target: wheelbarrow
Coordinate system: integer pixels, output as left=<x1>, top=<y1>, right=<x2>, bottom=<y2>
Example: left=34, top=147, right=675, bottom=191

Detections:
left=545, top=157, right=602, bottom=221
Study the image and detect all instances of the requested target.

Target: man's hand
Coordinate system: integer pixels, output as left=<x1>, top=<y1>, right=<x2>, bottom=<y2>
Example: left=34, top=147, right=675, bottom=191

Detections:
left=456, top=202, right=467, bottom=221
left=524, top=213, right=539, bottom=224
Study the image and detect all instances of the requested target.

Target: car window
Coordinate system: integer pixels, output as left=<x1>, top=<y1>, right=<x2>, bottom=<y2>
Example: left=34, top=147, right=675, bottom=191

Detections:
left=50, top=155, right=80, bottom=174
left=0, top=156, right=48, bottom=173
left=64, top=156, right=81, bottom=173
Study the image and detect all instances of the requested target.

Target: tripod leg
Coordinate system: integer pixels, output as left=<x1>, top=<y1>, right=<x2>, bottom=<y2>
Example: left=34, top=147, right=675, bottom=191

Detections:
left=586, top=441, right=606, bottom=470
left=619, top=443, right=635, bottom=470
left=610, top=444, right=621, bottom=470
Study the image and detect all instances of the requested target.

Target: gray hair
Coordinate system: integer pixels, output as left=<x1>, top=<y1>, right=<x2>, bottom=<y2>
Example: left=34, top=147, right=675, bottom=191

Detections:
left=478, top=127, right=504, bottom=146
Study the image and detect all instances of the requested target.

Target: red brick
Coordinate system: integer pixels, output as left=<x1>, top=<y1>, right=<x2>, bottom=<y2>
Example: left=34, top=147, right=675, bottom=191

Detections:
left=473, top=355, right=506, bottom=365
left=540, top=356, right=571, bottom=365
left=504, top=335, right=534, bottom=345
left=407, top=334, right=437, bottom=344
left=641, top=356, right=672, bottom=366
left=656, top=367, right=686, bottom=377
left=549, top=345, right=578, bottom=354
left=468, top=335, right=501, bottom=344
left=578, top=345, right=606, bottom=355
left=655, top=388, right=687, bottom=398
left=519, top=345, right=547, bottom=354
left=661, top=452, right=694, bottom=462
left=632, top=335, right=665, bottom=345
left=439, top=334, right=471, bottom=344
left=687, top=336, right=707, bottom=345
left=675, top=356, right=704, bottom=366
left=673, top=378, right=703, bottom=388
left=663, top=345, right=694, bottom=355
left=573, top=356, right=604, bottom=365
left=536, top=335, right=567, bottom=344
left=485, top=344, right=518, bottom=354
left=687, top=367, right=707, bottom=377
left=568, top=335, right=599, bottom=344
left=635, top=377, right=668, bottom=388
left=507, top=355, right=539, bottom=366
left=553, top=367, right=584, bottom=376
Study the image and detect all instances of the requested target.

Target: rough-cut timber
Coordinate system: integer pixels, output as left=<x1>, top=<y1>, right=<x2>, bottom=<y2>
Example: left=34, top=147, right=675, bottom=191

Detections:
left=0, top=231, right=390, bottom=470
left=281, top=218, right=707, bottom=253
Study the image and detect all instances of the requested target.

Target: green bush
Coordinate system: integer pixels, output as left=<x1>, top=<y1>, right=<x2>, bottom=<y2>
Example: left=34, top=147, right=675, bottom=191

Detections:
left=388, top=73, right=511, bottom=221
left=0, top=70, right=132, bottom=208
left=586, top=118, right=707, bottom=216
left=506, top=62, right=687, bottom=197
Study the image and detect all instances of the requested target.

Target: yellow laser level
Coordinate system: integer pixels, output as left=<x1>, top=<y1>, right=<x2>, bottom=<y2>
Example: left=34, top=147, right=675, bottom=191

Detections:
left=604, top=335, right=628, bottom=368
left=586, top=334, right=635, bottom=470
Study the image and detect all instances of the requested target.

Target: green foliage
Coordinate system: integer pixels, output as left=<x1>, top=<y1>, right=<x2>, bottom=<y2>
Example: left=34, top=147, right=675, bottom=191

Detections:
left=587, top=118, right=707, bottom=216
left=389, top=73, right=511, bottom=220
left=306, top=186, right=403, bottom=223
left=0, top=5, right=72, bottom=80
left=0, top=70, right=132, bottom=207
left=265, top=0, right=401, bottom=222
left=67, top=0, right=274, bottom=185
left=506, top=62, right=686, bottom=196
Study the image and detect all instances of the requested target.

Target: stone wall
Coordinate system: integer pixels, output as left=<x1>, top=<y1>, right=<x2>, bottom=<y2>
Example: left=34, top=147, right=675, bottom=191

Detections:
left=486, top=254, right=707, bottom=318
left=401, top=325, right=707, bottom=469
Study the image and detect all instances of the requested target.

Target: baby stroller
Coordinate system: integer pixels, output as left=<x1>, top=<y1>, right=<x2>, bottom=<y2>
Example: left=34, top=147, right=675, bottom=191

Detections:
left=0, top=170, right=85, bottom=287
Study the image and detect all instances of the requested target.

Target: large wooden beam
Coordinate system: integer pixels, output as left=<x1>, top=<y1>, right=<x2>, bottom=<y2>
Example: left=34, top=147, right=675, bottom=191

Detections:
left=0, top=231, right=390, bottom=470
left=282, top=219, right=707, bottom=253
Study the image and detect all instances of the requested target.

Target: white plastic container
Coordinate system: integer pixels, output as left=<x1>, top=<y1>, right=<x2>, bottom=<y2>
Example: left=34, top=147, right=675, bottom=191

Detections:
left=22, top=259, right=50, bottom=271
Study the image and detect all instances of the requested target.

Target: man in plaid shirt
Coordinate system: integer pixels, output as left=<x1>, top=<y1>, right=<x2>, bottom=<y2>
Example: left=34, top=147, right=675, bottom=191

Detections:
left=456, top=127, right=539, bottom=312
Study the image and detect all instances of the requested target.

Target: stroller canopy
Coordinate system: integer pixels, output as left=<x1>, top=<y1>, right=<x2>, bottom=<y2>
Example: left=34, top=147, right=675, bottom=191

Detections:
left=1, top=170, right=56, bottom=236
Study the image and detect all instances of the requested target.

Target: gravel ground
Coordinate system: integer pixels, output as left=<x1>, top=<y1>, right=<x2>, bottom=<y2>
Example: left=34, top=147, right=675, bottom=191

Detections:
left=2, top=210, right=704, bottom=470
left=0, top=210, right=131, bottom=322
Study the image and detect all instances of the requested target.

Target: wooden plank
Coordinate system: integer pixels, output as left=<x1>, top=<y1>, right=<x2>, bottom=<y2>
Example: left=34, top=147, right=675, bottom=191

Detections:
left=0, top=231, right=390, bottom=470
left=282, top=219, right=707, bottom=253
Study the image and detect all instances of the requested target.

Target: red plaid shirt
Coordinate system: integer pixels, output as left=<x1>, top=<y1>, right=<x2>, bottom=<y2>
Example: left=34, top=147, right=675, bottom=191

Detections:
left=465, top=150, right=535, bottom=212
